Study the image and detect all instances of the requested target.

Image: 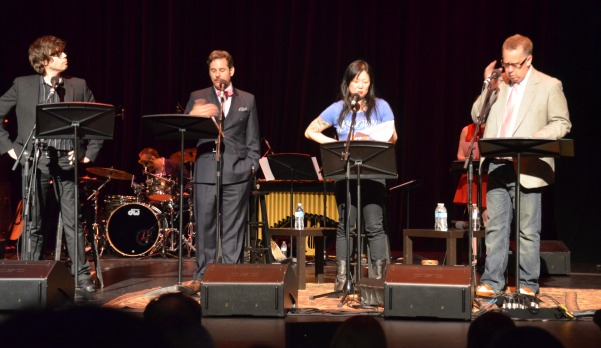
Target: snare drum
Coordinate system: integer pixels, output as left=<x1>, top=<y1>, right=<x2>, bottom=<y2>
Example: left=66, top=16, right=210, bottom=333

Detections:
left=106, top=203, right=164, bottom=256
left=146, top=177, right=175, bottom=202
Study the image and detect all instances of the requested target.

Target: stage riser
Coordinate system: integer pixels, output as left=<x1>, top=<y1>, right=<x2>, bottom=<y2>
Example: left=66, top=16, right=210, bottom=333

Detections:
left=383, top=264, right=472, bottom=321
left=200, top=264, right=298, bottom=317
left=0, top=260, right=74, bottom=310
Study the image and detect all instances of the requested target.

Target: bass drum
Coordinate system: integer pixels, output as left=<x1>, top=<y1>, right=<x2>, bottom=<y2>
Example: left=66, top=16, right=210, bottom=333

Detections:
left=106, top=203, right=164, bottom=256
left=104, top=195, right=138, bottom=219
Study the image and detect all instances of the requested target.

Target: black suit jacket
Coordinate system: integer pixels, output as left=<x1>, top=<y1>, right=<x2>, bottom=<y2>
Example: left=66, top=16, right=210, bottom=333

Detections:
left=184, top=86, right=260, bottom=185
left=0, top=74, right=102, bottom=162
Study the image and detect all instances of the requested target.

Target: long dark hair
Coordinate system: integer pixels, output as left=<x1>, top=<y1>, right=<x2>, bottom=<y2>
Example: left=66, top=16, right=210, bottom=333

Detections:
left=337, top=60, right=377, bottom=127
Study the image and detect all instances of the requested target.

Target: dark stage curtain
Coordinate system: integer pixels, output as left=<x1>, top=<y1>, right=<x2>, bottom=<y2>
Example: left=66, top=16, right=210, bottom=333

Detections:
left=1, top=0, right=599, bottom=263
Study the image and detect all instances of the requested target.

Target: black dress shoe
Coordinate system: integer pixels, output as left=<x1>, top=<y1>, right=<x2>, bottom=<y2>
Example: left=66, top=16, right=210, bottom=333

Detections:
left=78, top=278, right=96, bottom=293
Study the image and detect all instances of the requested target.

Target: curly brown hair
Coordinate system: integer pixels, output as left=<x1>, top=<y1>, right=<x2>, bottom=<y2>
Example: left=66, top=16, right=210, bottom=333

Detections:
left=206, top=50, right=234, bottom=68
left=28, top=35, right=66, bottom=75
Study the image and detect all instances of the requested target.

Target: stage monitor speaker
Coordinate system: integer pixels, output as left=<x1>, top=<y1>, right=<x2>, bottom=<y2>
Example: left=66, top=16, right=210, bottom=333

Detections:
left=200, top=263, right=298, bottom=317
left=509, top=240, right=571, bottom=275
left=0, top=260, right=74, bottom=310
left=384, top=264, right=472, bottom=321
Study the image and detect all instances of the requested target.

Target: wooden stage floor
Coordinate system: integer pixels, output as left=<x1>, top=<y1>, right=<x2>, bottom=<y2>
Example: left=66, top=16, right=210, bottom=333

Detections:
left=2, top=248, right=601, bottom=348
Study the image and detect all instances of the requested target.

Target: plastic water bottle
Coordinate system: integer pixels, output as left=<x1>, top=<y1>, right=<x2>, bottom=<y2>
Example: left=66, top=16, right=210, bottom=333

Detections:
left=294, top=203, right=305, bottom=230
left=434, top=203, right=448, bottom=231
left=471, top=204, right=481, bottom=231
left=280, top=241, right=288, bottom=257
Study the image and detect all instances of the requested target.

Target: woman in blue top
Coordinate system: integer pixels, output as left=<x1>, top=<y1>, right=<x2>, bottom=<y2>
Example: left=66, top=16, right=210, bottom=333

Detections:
left=305, top=60, right=397, bottom=292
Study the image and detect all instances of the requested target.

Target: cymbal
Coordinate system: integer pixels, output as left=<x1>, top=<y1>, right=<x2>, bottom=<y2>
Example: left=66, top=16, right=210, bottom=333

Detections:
left=79, top=176, right=99, bottom=184
left=86, top=167, right=133, bottom=181
left=170, top=148, right=197, bottom=163
left=79, top=175, right=98, bottom=181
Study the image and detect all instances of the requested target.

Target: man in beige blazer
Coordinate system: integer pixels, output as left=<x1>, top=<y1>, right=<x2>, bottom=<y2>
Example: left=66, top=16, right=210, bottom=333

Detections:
left=471, top=34, right=572, bottom=298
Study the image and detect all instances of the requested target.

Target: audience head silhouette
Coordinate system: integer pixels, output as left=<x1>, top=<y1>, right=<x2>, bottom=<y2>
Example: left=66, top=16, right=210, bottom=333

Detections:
left=488, top=326, right=564, bottom=348
left=143, top=292, right=214, bottom=348
left=467, top=311, right=515, bottom=348
left=0, top=305, right=164, bottom=347
left=330, top=315, right=387, bottom=348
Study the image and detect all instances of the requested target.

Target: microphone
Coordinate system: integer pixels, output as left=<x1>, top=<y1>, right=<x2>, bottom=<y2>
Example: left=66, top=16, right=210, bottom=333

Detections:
left=350, top=93, right=360, bottom=109
left=263, top=138, right=274, bottom=155
left=175, top=103, right=184, bottom=114
left=218, top=79, right=227, bottom=99
left=45, top=76, right=59, bottom=102
left=141, top=230, right=150, bottom=244
left=115, top=105, right=126, bottom=120
left=484, top=69, right=502, bottom=84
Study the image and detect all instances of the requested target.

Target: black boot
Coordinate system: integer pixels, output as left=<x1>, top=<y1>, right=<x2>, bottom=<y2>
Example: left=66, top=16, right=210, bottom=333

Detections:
left=372, top=259, right=387, bottom=280
left=334, top=259, right=347, bottom=291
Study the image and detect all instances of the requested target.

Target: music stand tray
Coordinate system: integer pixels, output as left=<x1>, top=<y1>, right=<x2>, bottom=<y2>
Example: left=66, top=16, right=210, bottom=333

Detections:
left=259, top=153, right=322, bottom=181
left=142, top=114, right=218, bottom=140
left=320, top=140, right=398, bottom=180
left=478, top=138, right=574, bottom=158
left=36, top=102, right=115, bottom=140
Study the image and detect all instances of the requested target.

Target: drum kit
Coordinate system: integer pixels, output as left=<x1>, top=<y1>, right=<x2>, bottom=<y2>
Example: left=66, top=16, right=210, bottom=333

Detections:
left=81, top=149, right=197, bottom=258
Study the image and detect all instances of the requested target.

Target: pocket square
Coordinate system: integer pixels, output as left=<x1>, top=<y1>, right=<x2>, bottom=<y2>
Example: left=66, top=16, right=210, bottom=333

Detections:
left=238, top=107, right=248, bottom=112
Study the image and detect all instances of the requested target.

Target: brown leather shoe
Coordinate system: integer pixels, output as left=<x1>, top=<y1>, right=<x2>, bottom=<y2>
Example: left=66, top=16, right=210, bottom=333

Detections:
left=475, top=283, right=497, bottom=298
left=518, top=286, right=536, bottom=296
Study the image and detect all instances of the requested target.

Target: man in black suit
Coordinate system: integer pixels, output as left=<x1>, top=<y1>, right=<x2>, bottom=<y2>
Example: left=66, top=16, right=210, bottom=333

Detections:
left=183, top=50, right=260, bottom=288
left=0, top=35, right=101, bottom=292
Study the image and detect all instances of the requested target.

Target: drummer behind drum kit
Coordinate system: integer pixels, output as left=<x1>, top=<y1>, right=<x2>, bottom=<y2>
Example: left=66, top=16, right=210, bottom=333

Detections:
left=82, top=149, right=197, bottom=258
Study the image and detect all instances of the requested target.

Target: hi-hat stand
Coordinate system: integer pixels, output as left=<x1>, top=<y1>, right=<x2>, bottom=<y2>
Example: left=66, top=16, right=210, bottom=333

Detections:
left=84, top=176, right=112, bottom=287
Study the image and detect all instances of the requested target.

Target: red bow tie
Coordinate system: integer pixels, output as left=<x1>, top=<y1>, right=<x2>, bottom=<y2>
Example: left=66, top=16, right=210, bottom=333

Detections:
left=216, top=88, right=233, bottom=98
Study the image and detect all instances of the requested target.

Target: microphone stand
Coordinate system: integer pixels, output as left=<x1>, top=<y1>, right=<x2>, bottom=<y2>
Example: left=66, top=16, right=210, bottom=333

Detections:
left=463, top=125, right=481, bottom=268
left=13, top=126, right=39, bottom=261
left=337, top=105, right=359, bottom=307
left=214, top=89, right=226, bottom=263
left=466, top=76, right=498, bottom=303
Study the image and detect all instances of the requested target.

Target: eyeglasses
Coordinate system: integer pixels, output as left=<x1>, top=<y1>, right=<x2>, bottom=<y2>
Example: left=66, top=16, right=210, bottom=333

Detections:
left=501, top=56, right=529, bottom=69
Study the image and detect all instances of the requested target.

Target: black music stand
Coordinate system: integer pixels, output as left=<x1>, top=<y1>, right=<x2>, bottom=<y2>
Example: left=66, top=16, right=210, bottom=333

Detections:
left=35, top=102, right=114, bottom=290
left=479, top=138, right=574, bottom=294
left=313, top=141, right=397, bottom=305
left=142, top=114, right=217, bottom=292
left=260, top=153, right=321, bottom=229
left=321, top=141, right=397, bottom=180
